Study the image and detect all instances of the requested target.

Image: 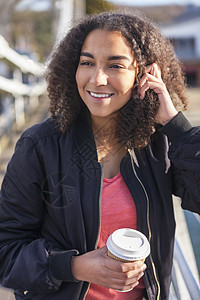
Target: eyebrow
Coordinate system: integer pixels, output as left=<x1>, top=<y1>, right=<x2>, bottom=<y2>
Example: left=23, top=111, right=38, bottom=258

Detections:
left=80, top=52, right=131, bottom=61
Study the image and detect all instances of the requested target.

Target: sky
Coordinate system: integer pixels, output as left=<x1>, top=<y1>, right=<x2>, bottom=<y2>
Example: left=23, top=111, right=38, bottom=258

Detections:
left=17, top=0, right=200, bottom=10
left=16, top=0, right=200, bottom=12
left=111, top=0, right=200, bottom=5
left=16, top=0, right=51, bottom=11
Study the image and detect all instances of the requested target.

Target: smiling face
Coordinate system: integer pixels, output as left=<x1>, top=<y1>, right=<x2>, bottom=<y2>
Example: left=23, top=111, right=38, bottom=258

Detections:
left=76, top=29, right=138, bottom=124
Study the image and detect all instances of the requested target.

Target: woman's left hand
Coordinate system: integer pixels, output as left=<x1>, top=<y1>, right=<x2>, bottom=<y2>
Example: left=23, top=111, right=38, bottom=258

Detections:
left=138, top=63, right=178, bottom=125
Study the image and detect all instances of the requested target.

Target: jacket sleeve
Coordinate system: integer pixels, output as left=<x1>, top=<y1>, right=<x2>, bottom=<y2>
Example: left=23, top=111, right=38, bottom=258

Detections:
left=159, top=112, right=200, bottom=214
left=0, top=135, right=79, bottom=294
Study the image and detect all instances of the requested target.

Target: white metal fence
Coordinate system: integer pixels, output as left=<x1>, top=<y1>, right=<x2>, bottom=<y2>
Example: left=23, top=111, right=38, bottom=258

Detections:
left=0, top=34, right=46, bottom=154
left=170, top=237, right=200, bottom=299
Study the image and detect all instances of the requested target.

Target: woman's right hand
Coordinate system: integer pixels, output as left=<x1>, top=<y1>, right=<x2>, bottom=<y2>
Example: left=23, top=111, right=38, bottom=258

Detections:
left=71, top=246, right=146, bottom=292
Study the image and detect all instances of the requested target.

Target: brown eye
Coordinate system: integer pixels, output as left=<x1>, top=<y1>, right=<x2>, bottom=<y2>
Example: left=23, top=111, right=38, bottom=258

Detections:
left=80, top=61, right=93, bottom=66
left=110, top=64, right=122, bottom=69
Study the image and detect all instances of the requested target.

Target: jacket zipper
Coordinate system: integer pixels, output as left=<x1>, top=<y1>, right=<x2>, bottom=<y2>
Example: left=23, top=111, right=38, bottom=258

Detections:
left=128, top=150, right=161, bottom=300
left=82, top=163, right=103, bottom=300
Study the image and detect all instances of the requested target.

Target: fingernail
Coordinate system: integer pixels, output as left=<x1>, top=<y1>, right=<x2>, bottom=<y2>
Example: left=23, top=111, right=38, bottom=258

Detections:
left=142, top=264, right=147, bottom=271
left=139, top=272, right=144, bottom=278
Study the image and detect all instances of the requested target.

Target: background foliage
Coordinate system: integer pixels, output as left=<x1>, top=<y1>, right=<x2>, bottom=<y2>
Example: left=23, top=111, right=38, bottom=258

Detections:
left=0, top=0, right=114, bottom=61
left=86, top=0, right=114, bottom=14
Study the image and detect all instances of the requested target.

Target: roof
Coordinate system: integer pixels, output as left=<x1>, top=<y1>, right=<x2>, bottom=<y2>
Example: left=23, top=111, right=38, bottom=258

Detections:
left=165, top=5, right=200, bottom=25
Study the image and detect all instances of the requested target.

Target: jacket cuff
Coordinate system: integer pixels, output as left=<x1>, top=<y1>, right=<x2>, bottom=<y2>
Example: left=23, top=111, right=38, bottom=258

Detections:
left=49, top=249, right=79, bottom=282
left=158, top=112, right=192, bottom=143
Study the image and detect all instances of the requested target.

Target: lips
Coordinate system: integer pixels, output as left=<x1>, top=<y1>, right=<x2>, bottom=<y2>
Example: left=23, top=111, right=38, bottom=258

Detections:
left=88, top=91, right=114, bottom=98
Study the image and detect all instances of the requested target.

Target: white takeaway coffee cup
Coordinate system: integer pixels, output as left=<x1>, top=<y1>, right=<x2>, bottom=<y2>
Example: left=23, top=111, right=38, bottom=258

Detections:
left=106, top=228, right=150, bottom=263
left=106, top=228, right=150, bottom=292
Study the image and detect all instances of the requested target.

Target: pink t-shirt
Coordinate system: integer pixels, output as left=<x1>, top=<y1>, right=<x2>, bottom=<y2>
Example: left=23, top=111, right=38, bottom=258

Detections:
left=85, top=172, right=145, bottom=300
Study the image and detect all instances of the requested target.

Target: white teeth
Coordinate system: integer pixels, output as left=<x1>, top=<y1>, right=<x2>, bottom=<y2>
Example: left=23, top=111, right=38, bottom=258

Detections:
left=90, top=92, right=112, bottom=98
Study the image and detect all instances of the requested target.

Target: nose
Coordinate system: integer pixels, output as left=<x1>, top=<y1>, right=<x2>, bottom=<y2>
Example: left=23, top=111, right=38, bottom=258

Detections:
left=90, top=68, right=108, bottom=86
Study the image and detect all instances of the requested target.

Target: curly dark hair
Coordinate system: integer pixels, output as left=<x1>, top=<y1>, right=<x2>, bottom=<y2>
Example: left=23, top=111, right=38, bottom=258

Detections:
left=46, top=10, right=188, bottom=149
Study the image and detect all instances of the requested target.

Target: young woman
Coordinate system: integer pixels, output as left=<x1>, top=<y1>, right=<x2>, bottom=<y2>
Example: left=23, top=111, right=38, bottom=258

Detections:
left=0, top=11, right=199, bottom=300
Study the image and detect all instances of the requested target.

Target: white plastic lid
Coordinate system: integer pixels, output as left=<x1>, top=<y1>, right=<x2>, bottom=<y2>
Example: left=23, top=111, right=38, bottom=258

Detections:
left=107, top=228, right=150, bottom=261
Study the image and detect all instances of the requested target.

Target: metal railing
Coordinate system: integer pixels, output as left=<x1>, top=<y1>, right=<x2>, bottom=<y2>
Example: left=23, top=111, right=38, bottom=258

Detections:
left=170, top=214, right=200, bottom=300
left=0, top=34, right=46, bottom=154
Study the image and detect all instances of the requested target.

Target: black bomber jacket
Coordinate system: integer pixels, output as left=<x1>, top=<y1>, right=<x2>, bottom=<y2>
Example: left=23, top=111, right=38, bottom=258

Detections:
left=0, top=110, right=199, bottom=300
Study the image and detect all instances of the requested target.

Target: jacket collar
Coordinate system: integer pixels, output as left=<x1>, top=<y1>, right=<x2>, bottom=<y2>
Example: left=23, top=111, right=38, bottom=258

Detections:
left=74, top=107, right=98, bottom=161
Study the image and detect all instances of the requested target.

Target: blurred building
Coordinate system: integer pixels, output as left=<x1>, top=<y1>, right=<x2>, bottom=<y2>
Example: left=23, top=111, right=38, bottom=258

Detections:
left=162, top=6, right=200, bottom=87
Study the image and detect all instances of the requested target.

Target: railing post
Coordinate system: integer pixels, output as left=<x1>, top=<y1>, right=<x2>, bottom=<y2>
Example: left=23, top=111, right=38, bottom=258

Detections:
left=173, top=239, right=200, bottom=300
left=14, top=94, right=25, bottom=130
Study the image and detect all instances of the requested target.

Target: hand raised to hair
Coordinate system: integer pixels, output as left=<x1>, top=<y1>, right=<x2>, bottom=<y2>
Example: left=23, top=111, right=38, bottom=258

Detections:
left=71, top=246, right=146, bottom=292
left=138, top=63, right=178, bottom=125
